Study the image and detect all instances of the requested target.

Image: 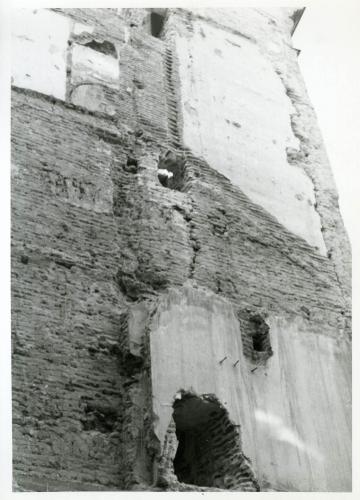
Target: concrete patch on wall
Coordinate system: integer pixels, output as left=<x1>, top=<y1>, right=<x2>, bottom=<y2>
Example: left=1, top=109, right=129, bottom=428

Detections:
left=12, top=9, right=71, bottom=100
left=70, top=84, right=117, bottom=116
left=251, top=315, right=351, bottom=491
left=149, top=285, right=252, bottom=447
left=149, top=285, right=351, bottom=491
left=71, top=44, right=120, bottom=89
left=174, top=19, right=326, bottom=254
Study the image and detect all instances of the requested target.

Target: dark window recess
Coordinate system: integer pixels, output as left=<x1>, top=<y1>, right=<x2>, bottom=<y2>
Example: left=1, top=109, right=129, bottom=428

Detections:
left=172, top=392, right=258, bottom=490
left=150, top=12, right=165, bottom=38
left=250, top=314, right=272, bottom=356
left=123, top=155, right=139, bottom=173
left=253, top=334, right=264, bottom=352
left=157, top=150, right=186, bottom=191
left=84, top=40, right=117, bottom=58
left=237, top=312, right=273, bottom=363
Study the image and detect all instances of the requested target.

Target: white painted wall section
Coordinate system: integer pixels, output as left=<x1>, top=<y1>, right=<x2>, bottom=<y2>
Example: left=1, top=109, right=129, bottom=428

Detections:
left=11, top=9, right=70, bottom=100
left=175, top=20, right=327, bottom=254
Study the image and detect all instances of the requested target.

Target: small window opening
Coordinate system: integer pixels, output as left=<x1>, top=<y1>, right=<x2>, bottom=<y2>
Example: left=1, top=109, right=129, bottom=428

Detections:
left=150, top=12, right=165, bottom=38
left=249, top=314, right=272, bottom=358
left=171, top=392, right=258, bottom=490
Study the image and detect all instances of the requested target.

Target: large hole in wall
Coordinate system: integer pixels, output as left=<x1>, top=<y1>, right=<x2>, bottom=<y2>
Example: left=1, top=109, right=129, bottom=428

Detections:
left=172, top=392, right=258, bottom=490
left=157, top=150, right=186, bottom=191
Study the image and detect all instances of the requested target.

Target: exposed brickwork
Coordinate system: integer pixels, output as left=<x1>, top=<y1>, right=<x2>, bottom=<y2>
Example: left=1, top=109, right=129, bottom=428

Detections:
left=173, top=396, right=258, bottom=491
left=156, top=393, right=259, bottom=492
left=11, top=7, right=351, bottom=492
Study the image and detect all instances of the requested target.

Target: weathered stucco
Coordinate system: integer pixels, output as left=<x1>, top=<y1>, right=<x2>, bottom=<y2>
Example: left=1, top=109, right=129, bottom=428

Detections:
left=11, top=7, right=351, bottom=492
left=175, top=17, right=326, bottom=253
left=150, top=285, right=351, bottom=492
left=12, top=10, right=71, bottom=100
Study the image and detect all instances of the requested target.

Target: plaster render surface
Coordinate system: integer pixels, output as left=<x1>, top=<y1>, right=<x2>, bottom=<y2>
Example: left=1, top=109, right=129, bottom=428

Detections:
left=11, top=9, right=70, bottom=100
left=150, top=285, right=251, bottom=447
left=71, top=44, right=120, bottom=89
left=175, top=19, right=326, bottom=254
left=252, top=316, right=351, bottom=492
left=150, top=286, right=351, bottom=491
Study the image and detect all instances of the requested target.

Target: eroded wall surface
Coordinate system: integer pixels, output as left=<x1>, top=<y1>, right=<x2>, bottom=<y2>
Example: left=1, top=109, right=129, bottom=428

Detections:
left=11, top=7, right=351, bottom=492
left=175, top=17, right=325, bottom=252
left=150, top=285, right=351, bottom=491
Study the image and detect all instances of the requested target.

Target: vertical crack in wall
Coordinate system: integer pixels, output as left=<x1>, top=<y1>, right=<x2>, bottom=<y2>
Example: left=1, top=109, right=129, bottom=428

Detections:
left=158, top=12, right=200, bottom=280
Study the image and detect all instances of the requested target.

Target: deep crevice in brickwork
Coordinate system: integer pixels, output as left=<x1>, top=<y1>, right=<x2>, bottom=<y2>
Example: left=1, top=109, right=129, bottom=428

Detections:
left=161, top=17, right=183, bottom=149
left=171, top=392, right=259, bottom=491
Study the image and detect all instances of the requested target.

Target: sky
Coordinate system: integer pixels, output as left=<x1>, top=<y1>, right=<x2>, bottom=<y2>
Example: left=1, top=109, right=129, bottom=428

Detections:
left=292, top=1, right=360, bottom=248
left=293, top=6, right=359, bottom=485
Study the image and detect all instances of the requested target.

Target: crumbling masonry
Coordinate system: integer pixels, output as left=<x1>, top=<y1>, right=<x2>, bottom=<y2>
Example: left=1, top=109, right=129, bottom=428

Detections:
left=11, top=8, right=351, bottom=492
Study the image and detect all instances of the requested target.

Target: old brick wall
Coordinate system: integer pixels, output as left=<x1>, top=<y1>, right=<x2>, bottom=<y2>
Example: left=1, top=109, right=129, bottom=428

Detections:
left=11, top=7, right=351, bottom=492
left=11, top=8, right=171, bottom=491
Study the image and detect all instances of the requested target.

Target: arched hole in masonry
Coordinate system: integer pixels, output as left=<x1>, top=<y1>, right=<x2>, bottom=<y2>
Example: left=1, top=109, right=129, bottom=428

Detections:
left=172, top=392, right=258, bottom=490
left=157, top=150, right=186, bottom=191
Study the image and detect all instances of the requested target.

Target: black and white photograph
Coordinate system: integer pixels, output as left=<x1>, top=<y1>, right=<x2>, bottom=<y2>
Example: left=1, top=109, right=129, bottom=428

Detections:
left=1, top=0, right=358, bottom=496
